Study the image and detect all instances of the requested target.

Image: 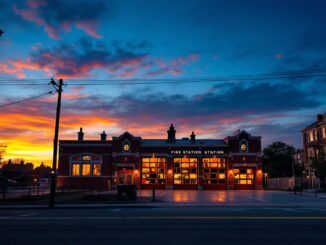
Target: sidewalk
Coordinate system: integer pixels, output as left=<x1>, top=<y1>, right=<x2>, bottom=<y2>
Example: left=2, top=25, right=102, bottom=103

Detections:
left=1, top=190, right=326, bottom=209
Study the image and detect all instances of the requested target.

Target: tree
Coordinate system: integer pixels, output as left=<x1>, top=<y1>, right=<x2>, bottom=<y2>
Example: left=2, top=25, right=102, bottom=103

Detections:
left=0, top=145, right=7, bottom=168
left=263, top=141, right=298, bottom=177
left=33, top=162, right=52, bottom=179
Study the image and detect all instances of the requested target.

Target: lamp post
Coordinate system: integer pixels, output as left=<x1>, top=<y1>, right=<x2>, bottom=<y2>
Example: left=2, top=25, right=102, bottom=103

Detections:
left=152, top=153, right=155, bottom=201
left=291, top=156, right=295, bottom=189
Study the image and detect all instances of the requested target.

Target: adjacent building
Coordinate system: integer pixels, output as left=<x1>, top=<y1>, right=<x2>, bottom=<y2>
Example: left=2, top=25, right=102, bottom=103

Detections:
left=58, top=125, right=263, bottom=190
left=302, top=113, right=326, bottom=177
left=293, top=149, right=304, bottom=167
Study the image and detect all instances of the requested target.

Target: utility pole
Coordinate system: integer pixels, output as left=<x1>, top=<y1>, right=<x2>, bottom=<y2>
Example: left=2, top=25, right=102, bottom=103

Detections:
left=49, top=78, right=63, bottom=208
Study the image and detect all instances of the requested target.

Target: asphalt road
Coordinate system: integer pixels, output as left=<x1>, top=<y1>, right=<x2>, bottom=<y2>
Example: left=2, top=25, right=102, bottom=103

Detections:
left=1, top=207, right=326, bottom=245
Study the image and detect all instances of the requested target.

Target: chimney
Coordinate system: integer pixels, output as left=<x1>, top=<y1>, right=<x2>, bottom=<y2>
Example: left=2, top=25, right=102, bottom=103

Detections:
left=101, top=131, right=107, bottom=141
left=317, top=114, right=323, bottom=122
left=78, top=128, right=84, bottom=141
left=167, top=124, right=176, bottom=142
left=190, top=131, right=196, bottom=142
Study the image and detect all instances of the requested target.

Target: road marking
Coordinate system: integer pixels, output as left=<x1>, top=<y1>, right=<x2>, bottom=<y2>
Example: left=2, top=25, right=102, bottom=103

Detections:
left=0, top=212, right=38, bottom=219
left=1, top=216, right=326, bottom=220
left=19, top=213, right=38, bottom=217
left=283, top=209, right=304, bottom=213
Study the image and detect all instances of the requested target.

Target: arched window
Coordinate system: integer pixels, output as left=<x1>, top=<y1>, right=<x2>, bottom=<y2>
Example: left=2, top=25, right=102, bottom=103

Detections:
left=240, top=140, right=248, bottom=153
left=70, top=153, right=102, bottom=177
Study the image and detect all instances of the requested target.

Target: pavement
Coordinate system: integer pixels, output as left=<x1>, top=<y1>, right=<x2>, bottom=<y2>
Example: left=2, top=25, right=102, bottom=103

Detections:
left=1, top=190, right=326, bottom=244
left=1, top=206, right=326, bottom=244
left=1, top=190, right=326, bottom=208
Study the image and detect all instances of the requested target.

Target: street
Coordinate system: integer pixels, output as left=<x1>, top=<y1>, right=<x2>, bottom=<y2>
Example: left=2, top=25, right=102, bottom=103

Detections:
left=1, top=206, right=326, bottom=245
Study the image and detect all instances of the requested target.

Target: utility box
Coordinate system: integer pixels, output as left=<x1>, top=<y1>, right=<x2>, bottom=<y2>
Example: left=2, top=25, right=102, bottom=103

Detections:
left=117, top=184, right=137, bottom=200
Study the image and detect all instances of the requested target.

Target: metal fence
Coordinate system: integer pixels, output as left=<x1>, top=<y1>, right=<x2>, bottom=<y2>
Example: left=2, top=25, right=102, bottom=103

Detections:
left=0, top=184, right=111, bottom=201
left=1, top=185, right=50, bottom=200
left=266, top=177, right=320, bottom=190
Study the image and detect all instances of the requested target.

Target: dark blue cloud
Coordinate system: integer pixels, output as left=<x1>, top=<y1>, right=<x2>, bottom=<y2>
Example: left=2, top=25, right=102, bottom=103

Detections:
left=3, top=0, right=116, bottom=39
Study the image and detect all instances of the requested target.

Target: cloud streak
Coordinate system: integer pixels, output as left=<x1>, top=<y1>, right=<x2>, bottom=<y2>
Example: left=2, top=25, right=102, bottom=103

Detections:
left=12, top=0, right=112, bottom=39
left=0, top=38, right=200, bottom=79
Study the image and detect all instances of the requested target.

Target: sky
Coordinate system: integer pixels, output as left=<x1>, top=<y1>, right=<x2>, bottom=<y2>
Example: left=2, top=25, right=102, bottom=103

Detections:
left=0, top=0, right=325, bottom=166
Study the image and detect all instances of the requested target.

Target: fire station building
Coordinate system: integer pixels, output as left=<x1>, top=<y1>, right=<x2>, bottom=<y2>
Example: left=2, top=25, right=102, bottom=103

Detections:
left=58, top=125, right=263, bottom=190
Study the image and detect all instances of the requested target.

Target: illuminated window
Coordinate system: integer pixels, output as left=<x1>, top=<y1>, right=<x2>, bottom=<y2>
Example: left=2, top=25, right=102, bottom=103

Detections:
left=174, top=158, right=197, bottom=184
left=322, top=127, right=326, bottom=139
left=93, top=164, right=101, bottom=176
left=82, top=155, right=91, bottom=161
left=141, top=158, right=166, bottom=184
left=240, top=140, right=248, bottom=153
left=309, top=131, right=314, bottom=142
left=314, top=129, right=318, bottom=141
left=72, top=164, right=80, bottom=176
left=70, top=154, right=102, bottom=177
left=234, top=168, right=254, bottom=185
left=82, top=164, right=91, bottom=176
left=203, top=158, right=226, bottom=184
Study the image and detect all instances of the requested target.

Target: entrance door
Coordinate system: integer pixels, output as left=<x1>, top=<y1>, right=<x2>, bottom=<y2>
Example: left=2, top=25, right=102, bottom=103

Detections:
left=234, top=168, right=255, bottom=190
left=118, top=170, right=134, bottom=185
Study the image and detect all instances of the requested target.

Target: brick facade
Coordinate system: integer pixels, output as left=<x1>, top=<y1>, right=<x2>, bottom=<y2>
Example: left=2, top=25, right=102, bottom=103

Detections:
left=58, top=126, right=263, bottom=190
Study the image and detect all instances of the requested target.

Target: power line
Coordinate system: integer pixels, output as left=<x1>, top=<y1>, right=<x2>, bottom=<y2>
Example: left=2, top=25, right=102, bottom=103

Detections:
left=0, top=91, right=56, bottom=108
left=0, top=70, right=325, bottom=86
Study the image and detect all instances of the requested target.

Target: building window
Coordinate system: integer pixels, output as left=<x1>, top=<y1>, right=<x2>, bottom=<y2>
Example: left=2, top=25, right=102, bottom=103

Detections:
left=314, top=129, right=318, bottom=141
left=174, top=158, right=198, bottom=184
left=322, top=127, right=326, bottom=139
left=141, top=158, right=166, bottom=184
left=203, top=158, right=226, bottom=184
left=93, top=164, right=101, bottom=176
left=70, top=153, right=102, bottom=176
left=240, top=140, right=248, bottom=153
left=234, top=168, right=254, bottom=185
left=82, top=164, right=91, bottom=176
left=309, top=130, right=314, bottom=142
left=72, top=164, right=80, bottom=176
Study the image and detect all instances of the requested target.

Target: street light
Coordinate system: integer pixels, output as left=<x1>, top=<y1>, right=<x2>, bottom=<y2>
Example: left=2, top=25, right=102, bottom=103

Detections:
left=291, top=156, right=295, bottom=189
left=152, top=153, right=156, bottom=201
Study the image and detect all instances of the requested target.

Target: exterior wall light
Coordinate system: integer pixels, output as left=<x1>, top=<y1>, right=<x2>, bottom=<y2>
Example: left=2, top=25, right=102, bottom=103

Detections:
left=168, top=169, right=173, bottom=175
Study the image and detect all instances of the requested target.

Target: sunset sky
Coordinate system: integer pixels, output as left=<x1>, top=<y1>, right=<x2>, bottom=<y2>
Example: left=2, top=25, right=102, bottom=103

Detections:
left=0, top=0, right=326, bottom=166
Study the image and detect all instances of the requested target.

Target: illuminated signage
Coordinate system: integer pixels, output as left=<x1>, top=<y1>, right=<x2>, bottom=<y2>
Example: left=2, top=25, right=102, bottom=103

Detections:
left=171, top=150, right=224, bottom=155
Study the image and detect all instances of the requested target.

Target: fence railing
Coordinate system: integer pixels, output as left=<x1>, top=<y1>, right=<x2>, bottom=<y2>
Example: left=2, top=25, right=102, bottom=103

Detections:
left=0, top=184, right=112, bottom=201
left=266, top=177, right=320, bottom=190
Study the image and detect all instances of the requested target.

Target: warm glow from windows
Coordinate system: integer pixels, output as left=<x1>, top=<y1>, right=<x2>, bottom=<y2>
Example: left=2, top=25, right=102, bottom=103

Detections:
left=82, top=155, right=91, bottom=161
left=309, top=130, right=314, bottom=142
left=202, top=158, right=226, bottom=184
left=93, top=164, right=101, bottom=176
left=323, top=127, right=326, bottom=139
left=142, top=157, right=166, bottom=184
left=174, top=158, right=197, bottom=184
left=234, top=168, right=254, bottom=185
left=82, top=164, right=91, bottom=176
left=72, top=164, right=80, bottom=176
left=71, top=154, right=102, bottom=177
